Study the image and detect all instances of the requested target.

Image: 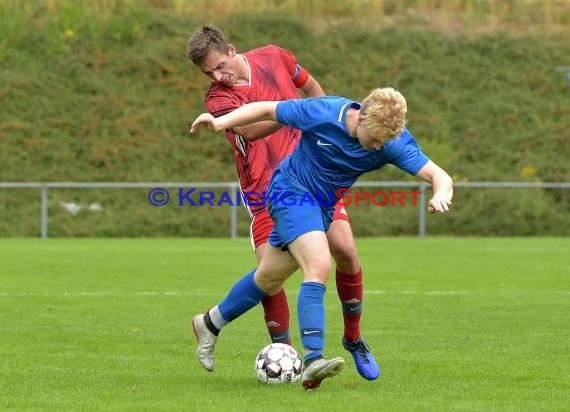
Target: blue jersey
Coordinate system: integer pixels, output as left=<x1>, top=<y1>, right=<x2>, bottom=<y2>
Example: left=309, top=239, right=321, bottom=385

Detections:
left=266, top=96, right=430, bottom=249
left=274, top=96, right=430, bottom=199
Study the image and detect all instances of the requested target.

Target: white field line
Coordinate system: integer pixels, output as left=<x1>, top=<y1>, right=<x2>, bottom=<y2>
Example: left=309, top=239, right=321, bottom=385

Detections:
left=0, top=290, right=569, bottom=297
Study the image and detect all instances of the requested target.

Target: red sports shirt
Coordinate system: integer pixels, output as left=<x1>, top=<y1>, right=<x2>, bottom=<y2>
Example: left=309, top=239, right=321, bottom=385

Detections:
left=205, top=44, right=303, bottom=217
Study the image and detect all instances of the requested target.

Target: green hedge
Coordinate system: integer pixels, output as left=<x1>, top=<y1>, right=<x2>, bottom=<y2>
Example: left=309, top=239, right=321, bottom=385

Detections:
left=1, top=3, right=569, bottom=236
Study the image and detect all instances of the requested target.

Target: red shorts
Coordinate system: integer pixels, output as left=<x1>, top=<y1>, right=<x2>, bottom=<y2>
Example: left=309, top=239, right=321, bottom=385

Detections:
left=250, top=199, right=349, bottom=249
left=332, top=198, right=349, bottom=221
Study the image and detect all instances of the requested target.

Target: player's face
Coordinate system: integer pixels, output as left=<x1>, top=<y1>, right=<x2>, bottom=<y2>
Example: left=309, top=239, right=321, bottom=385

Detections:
left=199, top=46, right=241, bottom=87
left=357, top=123, right=383, bottom=151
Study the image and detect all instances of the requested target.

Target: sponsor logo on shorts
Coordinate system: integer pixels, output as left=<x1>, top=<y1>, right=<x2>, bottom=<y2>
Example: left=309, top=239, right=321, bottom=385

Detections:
left=316, top=139, right=333, bottom=147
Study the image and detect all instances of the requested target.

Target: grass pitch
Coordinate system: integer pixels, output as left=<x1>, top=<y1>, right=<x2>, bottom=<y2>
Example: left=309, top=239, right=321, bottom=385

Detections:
left=1, top=238, right=569, bottom=411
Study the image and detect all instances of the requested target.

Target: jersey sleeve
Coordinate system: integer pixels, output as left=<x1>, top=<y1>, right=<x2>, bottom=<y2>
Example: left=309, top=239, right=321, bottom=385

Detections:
left=275, top=98, right=324, bottom=132
left=205, top=87, right=242, bottom=117
left=274, top=45, right=298, bottom=79
left=388, top=129, right=430, bottom=176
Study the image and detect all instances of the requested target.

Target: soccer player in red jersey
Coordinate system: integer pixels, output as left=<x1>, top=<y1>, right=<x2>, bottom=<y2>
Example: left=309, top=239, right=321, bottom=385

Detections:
left=187, top=25, right=379, bottom=380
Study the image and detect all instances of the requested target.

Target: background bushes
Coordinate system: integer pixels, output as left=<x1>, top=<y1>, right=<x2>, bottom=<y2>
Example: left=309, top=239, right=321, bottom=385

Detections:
left=1, top=0, right=569, bottom=236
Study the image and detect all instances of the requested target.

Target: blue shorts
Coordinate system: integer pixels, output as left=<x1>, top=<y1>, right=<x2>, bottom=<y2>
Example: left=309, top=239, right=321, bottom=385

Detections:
left=267, top=172, right=334, bottom=250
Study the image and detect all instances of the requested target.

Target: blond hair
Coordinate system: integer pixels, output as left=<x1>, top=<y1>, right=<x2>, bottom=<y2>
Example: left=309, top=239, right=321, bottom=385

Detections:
left=187, top=24, right=229, bottom=66
left=360, top=87, right=407, bottom=142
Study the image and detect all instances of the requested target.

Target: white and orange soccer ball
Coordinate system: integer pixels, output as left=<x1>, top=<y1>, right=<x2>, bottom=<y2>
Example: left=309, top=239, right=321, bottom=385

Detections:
left=254, top=343, right=303, bottom=384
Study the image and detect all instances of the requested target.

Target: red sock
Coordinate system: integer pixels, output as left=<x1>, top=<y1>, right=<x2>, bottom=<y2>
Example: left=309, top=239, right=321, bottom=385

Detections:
left=336, top=267, right=363, bottom=341
left=261, top=288, right=291, bottom=345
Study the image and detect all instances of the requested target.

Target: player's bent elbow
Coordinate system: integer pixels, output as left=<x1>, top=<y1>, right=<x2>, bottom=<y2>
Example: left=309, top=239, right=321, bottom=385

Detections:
left=232, top=126, right=257, bottom=141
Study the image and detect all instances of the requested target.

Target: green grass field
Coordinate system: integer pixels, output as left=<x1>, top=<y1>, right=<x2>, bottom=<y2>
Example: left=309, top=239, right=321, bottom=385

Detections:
left=1, top=238, right=569, bottom=411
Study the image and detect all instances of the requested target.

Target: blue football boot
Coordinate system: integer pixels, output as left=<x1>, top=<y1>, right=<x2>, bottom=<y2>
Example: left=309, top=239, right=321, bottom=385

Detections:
left=342, top=336, right=380, bottom=380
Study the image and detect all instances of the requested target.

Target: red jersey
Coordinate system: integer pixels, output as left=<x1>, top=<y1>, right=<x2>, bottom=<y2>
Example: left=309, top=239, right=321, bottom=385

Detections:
left=205, top=45, right=302, bottom=217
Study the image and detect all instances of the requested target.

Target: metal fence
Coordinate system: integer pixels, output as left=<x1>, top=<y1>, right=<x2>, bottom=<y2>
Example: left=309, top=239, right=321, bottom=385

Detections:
left=1, top=181, right=569, bottom=239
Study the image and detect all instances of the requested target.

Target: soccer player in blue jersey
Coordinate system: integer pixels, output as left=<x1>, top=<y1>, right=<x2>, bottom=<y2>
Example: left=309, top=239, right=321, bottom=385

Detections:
left=189, top=87, right=454, bottom=390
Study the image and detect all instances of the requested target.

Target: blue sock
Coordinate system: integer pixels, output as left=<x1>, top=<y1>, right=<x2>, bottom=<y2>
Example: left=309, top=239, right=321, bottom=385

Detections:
left=298, top=281, right=326, bottom=360
left=218, top=269, right=267, bottom=322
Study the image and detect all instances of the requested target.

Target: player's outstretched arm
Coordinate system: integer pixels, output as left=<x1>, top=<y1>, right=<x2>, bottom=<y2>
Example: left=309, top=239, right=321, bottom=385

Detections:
left=189, top=112, right=217, bottom=133
left=415, top=160, right=454, bottom=214
left=190, top=101, right=279, bottom=134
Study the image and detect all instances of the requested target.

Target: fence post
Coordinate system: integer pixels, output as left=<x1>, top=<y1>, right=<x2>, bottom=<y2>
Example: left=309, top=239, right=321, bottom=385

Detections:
left=555, top=66, right=570, bottom=91
left=418, top=182, right=427, bottom=238
left=41, top=185, right=48, bottom=239
left=229, top=182, right=238, bottom=239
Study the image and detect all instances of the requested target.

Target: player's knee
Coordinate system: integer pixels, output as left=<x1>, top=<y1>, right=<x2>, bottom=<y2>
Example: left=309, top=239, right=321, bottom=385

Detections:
left=330, top=242, right=359, bottom=272
left=301, top=258, right=331, bottom=282
left=330, top=241, right=357, bottom=261
left=256, top=276, right=285, bottom=295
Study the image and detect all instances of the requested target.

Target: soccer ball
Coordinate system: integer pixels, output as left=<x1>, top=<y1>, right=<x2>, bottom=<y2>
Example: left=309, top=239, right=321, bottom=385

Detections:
left=254, top=343, right=303, bottom=384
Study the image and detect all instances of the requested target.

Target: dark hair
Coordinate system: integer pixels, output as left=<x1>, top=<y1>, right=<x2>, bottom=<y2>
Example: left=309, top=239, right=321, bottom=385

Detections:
left=187, top=24, right=230, bottom=65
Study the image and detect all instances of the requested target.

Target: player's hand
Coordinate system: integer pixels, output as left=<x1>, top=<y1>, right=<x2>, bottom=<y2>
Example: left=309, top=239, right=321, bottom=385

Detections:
left=189, top=113, right=217, bottom=133
left=427, top=196, right=452, bottom=214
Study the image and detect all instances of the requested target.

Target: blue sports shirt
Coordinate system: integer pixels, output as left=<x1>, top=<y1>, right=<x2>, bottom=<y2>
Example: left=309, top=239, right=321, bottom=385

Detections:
left=274, top=96, right=430, bottom=199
